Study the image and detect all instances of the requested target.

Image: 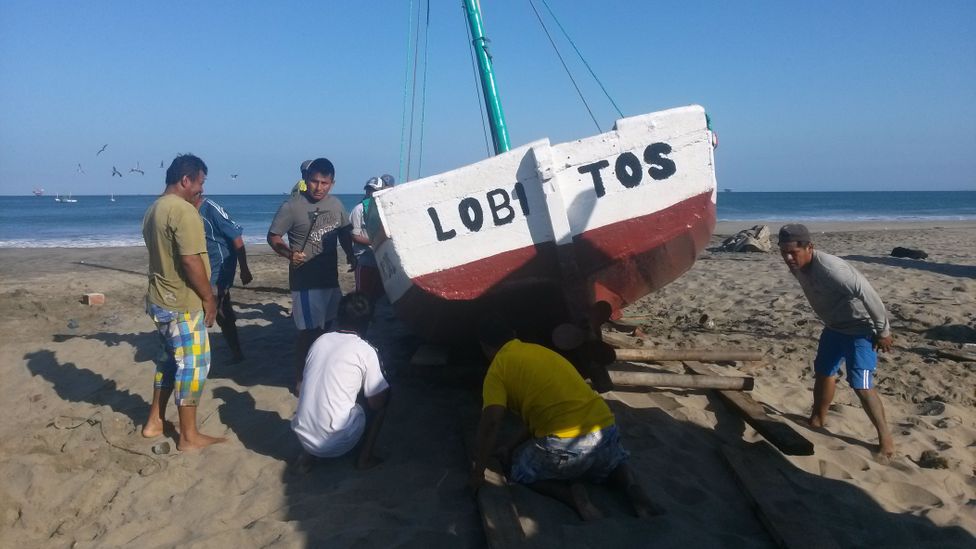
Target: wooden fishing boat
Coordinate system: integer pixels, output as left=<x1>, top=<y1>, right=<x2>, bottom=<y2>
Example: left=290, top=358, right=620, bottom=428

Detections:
left=366, top=2, right=717, bottom=341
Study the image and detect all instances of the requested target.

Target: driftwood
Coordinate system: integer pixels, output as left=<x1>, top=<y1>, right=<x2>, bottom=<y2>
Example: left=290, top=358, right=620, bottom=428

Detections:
left=608, top=370, right=754, bottom=391
left=684, top=362, right=813, bottom=456
left=463, top=436, right=525, bottom=548
left=615, top=348, right=764, bottom=363
left=722, top=443, right=840, bottom=549
left=936, top=349, right=976, bottom=363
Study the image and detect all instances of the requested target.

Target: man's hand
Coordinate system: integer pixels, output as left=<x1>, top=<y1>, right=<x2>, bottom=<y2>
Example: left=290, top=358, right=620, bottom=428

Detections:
left=240, top=267, right=253, bottom=286
left=874, top=334, right=893, bottom=353
left=203, top=296, right=217, bottom=327
left=290, top=250, right=306, bottom=267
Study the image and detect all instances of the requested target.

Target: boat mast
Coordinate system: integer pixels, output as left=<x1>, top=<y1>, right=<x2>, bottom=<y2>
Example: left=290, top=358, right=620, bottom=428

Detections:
left=463, top=0, right=510, bottom=155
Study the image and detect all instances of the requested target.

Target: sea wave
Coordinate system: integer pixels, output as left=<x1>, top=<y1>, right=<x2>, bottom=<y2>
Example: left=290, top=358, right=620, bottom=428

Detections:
left=0, top=235, right=270, bottom=249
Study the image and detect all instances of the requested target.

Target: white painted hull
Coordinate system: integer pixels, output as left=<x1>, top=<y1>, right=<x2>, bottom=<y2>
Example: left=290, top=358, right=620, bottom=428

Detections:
left=368, top=105, right=717, bottom=340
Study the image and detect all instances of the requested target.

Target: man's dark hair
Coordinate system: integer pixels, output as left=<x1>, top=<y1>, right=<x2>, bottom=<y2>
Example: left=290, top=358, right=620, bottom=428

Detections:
left=306, top=157, right=335, bottom=180
left=477, top=312, right=516, bottom=350
left=165, top=154, right=208, bottom=186
left=336, top=291, right=373, bottom=332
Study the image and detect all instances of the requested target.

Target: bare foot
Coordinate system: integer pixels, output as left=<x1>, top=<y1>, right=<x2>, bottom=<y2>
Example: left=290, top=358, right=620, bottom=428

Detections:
left=177, top=432, right=227, bottom=451
left=570, top=483, right=603, bottom=521
left=877, top=438, right=895, bottom=460
left=808, top=414, right=826, bottom=429
left=142, top=417, right=164, bottom=438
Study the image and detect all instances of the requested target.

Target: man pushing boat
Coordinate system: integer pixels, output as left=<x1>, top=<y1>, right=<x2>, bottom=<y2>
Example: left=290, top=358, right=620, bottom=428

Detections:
left=778, top=224, right=895, bottom=458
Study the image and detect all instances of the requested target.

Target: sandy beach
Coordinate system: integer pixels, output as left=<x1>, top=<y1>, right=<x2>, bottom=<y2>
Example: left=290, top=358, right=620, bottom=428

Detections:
left=1, top=222, right=974, bottom=547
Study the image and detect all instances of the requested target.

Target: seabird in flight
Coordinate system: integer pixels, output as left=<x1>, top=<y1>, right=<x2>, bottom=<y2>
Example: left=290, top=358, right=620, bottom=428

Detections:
left=112, top=166, right=123, bottom=177
left=96, top=144, right=108, bottom=156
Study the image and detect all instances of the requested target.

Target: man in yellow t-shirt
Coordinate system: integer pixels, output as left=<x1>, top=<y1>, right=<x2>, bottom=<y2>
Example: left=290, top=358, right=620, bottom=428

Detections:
left=469, top=314, right=662, bottom=520
left=141, top=154, right=225, bottom=451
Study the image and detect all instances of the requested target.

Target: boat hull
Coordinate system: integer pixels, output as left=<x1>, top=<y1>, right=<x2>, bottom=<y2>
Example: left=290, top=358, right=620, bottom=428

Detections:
left=369, top=105, right=717, bottom=342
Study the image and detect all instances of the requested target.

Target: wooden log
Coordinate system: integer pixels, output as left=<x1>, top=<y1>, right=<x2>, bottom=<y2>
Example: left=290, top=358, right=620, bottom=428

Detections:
left=936, top=349, right=976, bottom=363
left=615, top=348, right=764, bottom=362
left=463, top=435, right=525, bottom=548
left=601, top=330, right=644, bottom=349
left=685, top=362, right=813, bottom=456
left=722, top=443, right=840, bottom=549
left=608, top=370, right=754, bottom=391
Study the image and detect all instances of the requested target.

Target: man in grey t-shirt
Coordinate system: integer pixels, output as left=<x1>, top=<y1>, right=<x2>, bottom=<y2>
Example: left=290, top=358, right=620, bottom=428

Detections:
left=268, top=157, right=354, bottom=392
left=778, top=224, right=894, bottom=458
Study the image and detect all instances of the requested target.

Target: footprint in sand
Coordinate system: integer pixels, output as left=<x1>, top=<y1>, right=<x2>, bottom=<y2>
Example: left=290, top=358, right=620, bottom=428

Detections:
left=877, top=482, right=944, bottom=511
left=817, top=459, right=854, bottom=480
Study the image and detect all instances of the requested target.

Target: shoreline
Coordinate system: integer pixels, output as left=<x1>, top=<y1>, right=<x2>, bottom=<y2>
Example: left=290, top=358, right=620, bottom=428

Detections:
left=3, top=220, right=976, bottom=253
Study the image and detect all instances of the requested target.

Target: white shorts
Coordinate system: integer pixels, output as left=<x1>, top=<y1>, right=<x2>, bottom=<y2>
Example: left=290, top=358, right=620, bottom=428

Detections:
left=292, top=288, right=342, bottom=331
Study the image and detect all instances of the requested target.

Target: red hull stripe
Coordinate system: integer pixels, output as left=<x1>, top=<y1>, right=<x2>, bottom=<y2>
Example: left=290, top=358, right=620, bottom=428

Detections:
left=399, top=191, right=715, bottom=340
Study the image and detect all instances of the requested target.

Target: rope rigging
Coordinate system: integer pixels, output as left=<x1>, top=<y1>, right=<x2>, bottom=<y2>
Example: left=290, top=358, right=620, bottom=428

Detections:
left=537, top=0, right=624, bottom=119
left=527, top=0, right=603, bottom=132
left=398, top=0, right=432, bottom=182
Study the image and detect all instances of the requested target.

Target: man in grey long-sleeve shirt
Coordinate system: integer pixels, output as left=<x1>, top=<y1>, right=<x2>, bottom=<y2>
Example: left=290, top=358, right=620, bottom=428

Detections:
left=778, top=224, right=894, bottom=458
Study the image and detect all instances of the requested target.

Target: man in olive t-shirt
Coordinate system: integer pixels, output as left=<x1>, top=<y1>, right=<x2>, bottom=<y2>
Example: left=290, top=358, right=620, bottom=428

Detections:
left=141, top=154, right=225, bottom=451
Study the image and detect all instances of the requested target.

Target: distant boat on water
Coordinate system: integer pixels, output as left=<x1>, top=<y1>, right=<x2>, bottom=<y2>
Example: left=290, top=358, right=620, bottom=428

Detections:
left=724, top=188, right=733, bottom=193
left=110, top=193, right=116, bottom=202
left=32, top=188, right=44, bottom=196
left=55, top=193, right=78, bottom=203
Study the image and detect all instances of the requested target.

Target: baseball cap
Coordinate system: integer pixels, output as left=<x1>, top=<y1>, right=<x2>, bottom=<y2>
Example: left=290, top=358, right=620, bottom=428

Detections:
left=300, top=159, right=313, bottom=177
left=365, top=176, right=384, bottom=191
left=778, top=223, right=812, bottom=245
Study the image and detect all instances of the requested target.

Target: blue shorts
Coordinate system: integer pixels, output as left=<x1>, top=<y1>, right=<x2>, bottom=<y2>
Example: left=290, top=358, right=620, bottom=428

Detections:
left=510, top=424, right=629, bottom=485
left=813, top=328, right=877, bottom=390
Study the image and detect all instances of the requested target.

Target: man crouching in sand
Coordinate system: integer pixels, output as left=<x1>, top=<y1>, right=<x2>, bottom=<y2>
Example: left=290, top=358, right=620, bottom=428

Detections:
left=468, top=314, right=661, bottom=520
left=291, top=292, right=389, bottom=473
left=778, top=224, right=895, bottom=458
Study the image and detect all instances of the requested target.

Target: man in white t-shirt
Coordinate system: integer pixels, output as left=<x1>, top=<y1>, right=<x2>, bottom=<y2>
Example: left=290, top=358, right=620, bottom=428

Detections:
left=292, top=292, right=390, bottom=472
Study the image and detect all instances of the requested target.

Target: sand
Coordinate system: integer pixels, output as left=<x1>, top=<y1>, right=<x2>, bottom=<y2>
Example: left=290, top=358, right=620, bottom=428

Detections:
left=0, top=222, right=974, bottom=547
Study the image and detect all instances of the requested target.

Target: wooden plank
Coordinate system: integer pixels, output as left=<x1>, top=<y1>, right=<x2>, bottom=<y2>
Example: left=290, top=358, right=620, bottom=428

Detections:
left=608, top=370, right=754, bottom=391
left=477, top=461, right=526, bottom=549
left=721, top=443, right=841, bottom=549
left=615, top=348, right=764, bottom=362
left=601, top=330, right=645, bottom=349
left=936, top=349, right=976, bottom=362
left=463, top=436, right=526, bottom=548
left=685, top=362, right=814, bottom=456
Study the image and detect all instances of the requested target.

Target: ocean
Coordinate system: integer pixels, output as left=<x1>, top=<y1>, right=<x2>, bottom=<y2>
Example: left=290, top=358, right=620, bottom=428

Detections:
left=1, top=191, right=974, bottom=248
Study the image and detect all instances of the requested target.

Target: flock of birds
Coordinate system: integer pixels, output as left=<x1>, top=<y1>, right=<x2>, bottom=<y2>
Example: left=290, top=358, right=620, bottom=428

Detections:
left=75, top=144, right=155, bottom=179
left=77, top=145, right=237, bottom=181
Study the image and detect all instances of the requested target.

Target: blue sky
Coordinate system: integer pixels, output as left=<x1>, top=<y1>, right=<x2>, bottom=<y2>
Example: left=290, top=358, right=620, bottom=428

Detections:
left=1, top=1, right=974, bottom=195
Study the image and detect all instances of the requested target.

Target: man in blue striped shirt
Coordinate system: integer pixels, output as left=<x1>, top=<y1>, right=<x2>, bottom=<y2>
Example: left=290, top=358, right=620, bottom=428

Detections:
left=196, top=196, right=253, bottom=362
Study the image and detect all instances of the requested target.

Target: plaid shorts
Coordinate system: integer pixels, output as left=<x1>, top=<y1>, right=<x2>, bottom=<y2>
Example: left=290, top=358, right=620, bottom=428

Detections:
left=510, top=424, right=630, bottom=484
left=149, top=303, right=211, bottom=406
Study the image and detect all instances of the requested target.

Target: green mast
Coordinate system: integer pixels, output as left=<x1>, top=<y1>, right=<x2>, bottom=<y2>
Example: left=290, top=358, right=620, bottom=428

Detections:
left=463, top=0, right=510, bottom=154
